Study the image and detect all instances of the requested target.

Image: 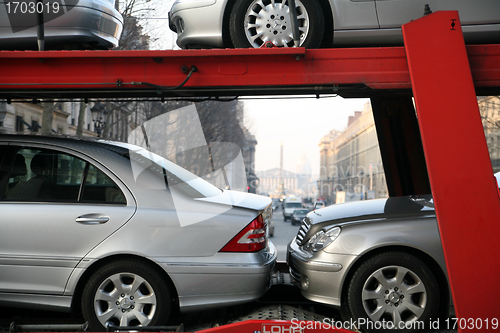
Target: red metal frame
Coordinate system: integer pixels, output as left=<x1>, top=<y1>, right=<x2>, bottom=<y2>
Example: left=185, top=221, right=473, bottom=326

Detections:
left=403, top=11, right=500, bottom=328
left=0, top=11, right=499, bottom=333
left=0, top=43, right=499, bottom=99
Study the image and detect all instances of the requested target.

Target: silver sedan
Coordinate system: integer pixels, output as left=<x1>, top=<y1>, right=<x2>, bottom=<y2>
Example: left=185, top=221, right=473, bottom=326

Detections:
left=287, top=185, right=498, bottom=332
left=169, top=0, right=500, bottom=49
left=0, top=0, right=123, bottom=49
left=288, top=195, right=447, bottom=332
left=0, top=134, right=276, bottom=330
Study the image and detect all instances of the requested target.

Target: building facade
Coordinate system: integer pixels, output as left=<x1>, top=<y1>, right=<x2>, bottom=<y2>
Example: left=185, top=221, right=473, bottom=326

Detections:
left=478, top=96, right=500, bottom=172
left=0, top=101, right=97, bottom=136
left=318, top=102, right=388, bottom=204
left=257, top=168, right=297, bottom=197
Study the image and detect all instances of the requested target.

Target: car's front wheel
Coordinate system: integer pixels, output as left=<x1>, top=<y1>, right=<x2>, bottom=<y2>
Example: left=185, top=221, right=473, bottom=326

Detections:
left=82, top=259, right=171, bottom=331
left=229, top=0, right=324, bottom=48
left=347, top=252, right=440, bottom=332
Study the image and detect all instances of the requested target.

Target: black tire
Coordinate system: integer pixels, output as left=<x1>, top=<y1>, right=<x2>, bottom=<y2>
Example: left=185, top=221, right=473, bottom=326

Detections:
left=229, top=0, right=324, bottom=48
left=347, top=252, right=440, bottom=332
left=81, top=258, right=171, bottom=331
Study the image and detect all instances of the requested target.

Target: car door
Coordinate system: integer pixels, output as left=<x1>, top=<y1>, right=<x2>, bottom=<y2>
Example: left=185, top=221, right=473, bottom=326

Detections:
left=375, top=0, right=500, bottom=29
left=0, top=143, right=136, bottom=296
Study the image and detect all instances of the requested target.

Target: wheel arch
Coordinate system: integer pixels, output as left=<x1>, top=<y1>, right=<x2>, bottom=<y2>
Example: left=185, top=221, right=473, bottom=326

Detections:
left=222, top=0, right=237, bottom=48
left=70, top=254, right=180, bottom=317
left=318, top=0, right=334, bottom=48
left=339, top=245, right=451, bottom=320
left=221, top=0, right=334, bottom=48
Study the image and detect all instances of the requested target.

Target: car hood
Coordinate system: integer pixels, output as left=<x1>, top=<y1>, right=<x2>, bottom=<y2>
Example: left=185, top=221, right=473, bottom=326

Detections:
left=294, top=196, right=435, bottom=246
left=306, top=195, right=435, bottom=226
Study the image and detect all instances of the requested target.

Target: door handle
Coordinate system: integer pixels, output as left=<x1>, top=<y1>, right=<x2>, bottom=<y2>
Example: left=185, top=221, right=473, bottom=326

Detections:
left=76, top=214, right=110, bottom=225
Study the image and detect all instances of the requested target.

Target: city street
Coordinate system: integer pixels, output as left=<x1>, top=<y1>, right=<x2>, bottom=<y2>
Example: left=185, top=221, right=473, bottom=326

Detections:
left=270, top=206, right=304, bottom=262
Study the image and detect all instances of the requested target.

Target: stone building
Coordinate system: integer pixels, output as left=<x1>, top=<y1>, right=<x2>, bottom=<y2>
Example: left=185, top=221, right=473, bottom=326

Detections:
left=318, top=102, right=388, bottom=204
left=0, top=101, right=96, bottom=136
left=257, top=168, right=298, bottom=197
left=478, top=96, right=500, bottom=172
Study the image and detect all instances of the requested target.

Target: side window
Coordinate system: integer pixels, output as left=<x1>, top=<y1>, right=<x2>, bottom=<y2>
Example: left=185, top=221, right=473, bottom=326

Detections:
left=4, top=148, right=59, bottom=201
left=80, top=164, right=126, bottom=204
left=0, top=145, right=12, bottom=199
left=4, top=147, right=126, bottom=205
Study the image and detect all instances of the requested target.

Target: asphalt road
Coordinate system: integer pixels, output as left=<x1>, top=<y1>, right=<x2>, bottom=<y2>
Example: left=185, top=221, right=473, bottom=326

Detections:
left=270, top=206, right=304, bottom=262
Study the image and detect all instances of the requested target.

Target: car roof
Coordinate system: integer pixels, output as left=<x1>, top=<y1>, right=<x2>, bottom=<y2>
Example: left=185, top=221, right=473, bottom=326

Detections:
left=0, top=134, right=131, bottom=155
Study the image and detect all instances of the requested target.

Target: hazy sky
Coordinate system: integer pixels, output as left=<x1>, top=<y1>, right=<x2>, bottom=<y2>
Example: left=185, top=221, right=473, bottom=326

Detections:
left=243, top=96, right=370, bottom=175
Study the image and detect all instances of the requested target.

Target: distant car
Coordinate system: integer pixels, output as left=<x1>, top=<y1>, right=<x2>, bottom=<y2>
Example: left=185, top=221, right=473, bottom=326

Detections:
left=290, top=209, right=309, bottom=226
left=287, top=175, right=499, bottom=332
left=169, top=0, right=500, bottom=49
left=0, top=0, right=123, bottom=50
left=0, top=134, right=276, bottom=331
left=269, top=218, right=275, bottom=237
left=272, top=198, right=280, bottom=211
left=313, top=201, right=325, bottom=210
left=283, top=196, right=302, bottom=221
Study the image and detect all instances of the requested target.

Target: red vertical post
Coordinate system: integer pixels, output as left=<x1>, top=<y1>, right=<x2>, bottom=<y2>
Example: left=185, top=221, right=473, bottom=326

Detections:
left=403, top=11, right=500, bottom=329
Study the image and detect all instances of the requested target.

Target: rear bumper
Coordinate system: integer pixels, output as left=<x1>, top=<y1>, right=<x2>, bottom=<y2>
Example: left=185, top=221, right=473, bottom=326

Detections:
left=161, top=241, right=277, bottom=312
left=0, top=0, right=122, bottom=49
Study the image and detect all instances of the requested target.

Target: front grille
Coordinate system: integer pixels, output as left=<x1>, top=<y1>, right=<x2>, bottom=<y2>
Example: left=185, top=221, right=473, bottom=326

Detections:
left=296, top=219, right=311, bottom=245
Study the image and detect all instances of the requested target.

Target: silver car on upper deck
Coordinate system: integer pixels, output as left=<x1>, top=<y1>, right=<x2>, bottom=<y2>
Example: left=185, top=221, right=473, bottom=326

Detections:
left=169, top=0, right=500, bottom=49
left=0, top=0, right=122, bottom=49
left=0, top=134, right=276, bottom=331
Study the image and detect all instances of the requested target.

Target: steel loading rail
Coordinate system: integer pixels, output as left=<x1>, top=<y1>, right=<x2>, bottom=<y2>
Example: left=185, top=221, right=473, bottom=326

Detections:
left=1, top=11, right=500, bottom=333
left=0, top=42, right=499, bottom=101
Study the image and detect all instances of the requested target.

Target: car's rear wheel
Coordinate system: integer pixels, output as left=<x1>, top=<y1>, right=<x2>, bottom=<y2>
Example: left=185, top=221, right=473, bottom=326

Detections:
left=229, top=0, right=324, bottom=48
left=82, top=259, right=171, bottom=331
left=347, top=252, right=440, bottom=332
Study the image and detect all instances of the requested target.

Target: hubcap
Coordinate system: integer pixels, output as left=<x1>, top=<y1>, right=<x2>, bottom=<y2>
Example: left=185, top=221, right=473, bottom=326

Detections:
left=244, top=0, right=310, bottom=47
left=361, top=266, right=427, bottom=327
left=94, top=273, right=157, bottom=328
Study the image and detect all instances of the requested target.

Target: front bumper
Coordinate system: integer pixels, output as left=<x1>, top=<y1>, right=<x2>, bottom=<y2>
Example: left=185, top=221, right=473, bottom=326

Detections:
left=169, top=0, right=226, bottom=48
left=287, top=238, right=356, bottom=308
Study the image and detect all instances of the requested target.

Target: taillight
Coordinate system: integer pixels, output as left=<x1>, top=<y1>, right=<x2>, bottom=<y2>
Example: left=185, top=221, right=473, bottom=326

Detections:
left=220, top=215, right=267, bottom=252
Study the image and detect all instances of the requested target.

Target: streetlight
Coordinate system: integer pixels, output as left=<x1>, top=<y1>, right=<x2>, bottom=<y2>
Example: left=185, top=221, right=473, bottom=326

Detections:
left=90, top=102, right=106, bottom=137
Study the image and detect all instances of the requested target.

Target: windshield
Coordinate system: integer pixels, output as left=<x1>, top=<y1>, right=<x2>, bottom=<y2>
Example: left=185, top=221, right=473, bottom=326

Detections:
left=286, top=202, right=303, bottom=209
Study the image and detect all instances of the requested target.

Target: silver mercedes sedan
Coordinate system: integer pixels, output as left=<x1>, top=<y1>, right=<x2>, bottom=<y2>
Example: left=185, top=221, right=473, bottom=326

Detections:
left=0, top=134, right=276, bottom=330
left=287, top=187, right=498, bottom=332
left=288, top=196, right=445, bottom=332
left=0, top=0, right=123, bottom=49
left=168, top=0, right=500, bottom=49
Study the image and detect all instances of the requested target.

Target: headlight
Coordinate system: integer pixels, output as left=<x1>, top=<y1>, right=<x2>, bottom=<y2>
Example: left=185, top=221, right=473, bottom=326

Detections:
left=304, top=226, right=341, bottom=252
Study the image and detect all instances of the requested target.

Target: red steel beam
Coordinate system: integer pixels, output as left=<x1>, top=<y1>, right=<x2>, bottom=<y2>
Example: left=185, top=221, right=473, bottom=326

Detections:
left=404, top=11, right=500, bottom=330
left=0, top=44, right=499, bottom=99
